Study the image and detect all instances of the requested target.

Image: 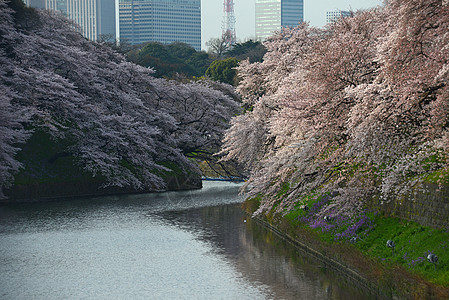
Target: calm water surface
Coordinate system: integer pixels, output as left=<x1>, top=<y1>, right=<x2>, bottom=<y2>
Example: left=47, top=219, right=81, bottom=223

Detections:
left=0, top=181, right=376, bottom=299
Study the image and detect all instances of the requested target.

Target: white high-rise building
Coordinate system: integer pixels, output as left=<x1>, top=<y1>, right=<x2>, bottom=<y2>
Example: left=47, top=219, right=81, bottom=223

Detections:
left=24, top=0, right=117, bottom=42
left=255, top=0, right=303, bottom=41
left=326, top=10, right=351, bottom=24
left=25, top=0, right=201, bottom=50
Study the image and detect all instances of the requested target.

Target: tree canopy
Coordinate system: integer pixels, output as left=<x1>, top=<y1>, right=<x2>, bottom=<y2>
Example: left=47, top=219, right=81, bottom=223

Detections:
left=0, top=0, right=240, bottom=198
left=220, top=0, right=449, bottom=218
left=205, top=58, right=239, bottom=85
left=127, top=41, right=211, bottom=79
left=225, top=40, right=266, bottom=63
left=125, top=38, right=266, bottom=84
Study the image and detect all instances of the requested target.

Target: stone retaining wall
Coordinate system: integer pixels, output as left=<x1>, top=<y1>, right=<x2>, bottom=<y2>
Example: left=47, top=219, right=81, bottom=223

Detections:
left=253, top=216, right=448, bottom=300
left=2, top=174, right=202, bottom=202
left=368, top=183, right=449, bottom=230
left=253, top=217, right=393, bottom=299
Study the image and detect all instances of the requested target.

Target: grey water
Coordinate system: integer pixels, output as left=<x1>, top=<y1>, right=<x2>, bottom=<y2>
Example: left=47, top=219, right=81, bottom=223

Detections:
left=0, top=181, right=376, bottom=300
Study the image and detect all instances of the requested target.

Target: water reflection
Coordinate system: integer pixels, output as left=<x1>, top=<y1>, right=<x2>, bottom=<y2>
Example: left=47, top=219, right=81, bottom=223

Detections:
left=159, top=204, right=377, bottom=300
left=0, top=182, right=377, bottom=299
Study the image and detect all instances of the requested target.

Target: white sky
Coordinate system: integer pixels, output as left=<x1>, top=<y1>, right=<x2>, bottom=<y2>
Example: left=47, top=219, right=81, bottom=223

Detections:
left=201, top=0, right=383, bottom=50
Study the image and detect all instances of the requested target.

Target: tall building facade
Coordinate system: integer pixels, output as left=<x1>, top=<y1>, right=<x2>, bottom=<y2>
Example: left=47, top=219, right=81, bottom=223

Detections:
left=255, top=0, right=303, bottom=41
left=119, top=0, right=201, bottom=51
left=326, top=10, right=351, bottom=24
left=24, top=0, right=117, bottom=42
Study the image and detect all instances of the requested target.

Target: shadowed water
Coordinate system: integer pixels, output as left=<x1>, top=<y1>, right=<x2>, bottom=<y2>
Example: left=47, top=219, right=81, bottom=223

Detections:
left=0, top=181, right=376, bottom=299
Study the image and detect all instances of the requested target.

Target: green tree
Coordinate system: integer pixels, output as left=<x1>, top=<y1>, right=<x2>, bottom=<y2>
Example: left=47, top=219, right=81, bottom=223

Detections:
left=127, top=41, right=211, bottom=78
left=166, top=42, right=196, bottom=60
left=138, top=42, right=172, bottom=62
left=205, top=57, right=239, bottom=85
left=130, top=42, right=194, bottom=78
left=186, top=51, right=212, bottom=75
left=225, top=40, right=266, bottom=63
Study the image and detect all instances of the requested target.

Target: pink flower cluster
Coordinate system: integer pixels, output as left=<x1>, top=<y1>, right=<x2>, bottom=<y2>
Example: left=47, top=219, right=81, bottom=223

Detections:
left=0, top=1, right=241, bottom=197
left=220, top=0, right=449, bottom=218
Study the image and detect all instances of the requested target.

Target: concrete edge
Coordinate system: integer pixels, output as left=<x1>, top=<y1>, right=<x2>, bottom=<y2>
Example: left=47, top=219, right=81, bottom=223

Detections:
left=252, top=216, right=394, bottom=300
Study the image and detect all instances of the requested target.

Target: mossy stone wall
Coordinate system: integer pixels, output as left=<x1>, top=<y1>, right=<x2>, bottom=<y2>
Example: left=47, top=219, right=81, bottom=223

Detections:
left=2, top=130, right=202, bottom=202
left=368, top=183, right=449, bottom=230
left=3, top=174, right=202, bottom=202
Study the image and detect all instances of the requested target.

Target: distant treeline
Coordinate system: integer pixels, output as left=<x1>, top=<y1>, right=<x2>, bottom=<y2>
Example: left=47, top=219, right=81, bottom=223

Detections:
left=125, top=40, right=267, bottom=84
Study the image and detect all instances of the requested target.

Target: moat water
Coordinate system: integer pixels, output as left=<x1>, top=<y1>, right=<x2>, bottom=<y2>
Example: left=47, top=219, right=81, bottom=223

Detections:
left=0, top=181, right=376, bottom=299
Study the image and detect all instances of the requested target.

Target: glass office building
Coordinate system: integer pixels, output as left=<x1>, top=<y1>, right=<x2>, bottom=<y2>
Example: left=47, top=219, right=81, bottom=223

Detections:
left=255, top=0, right=303, bottom=41
left=119, top=0, right=201, bottom=51
left=25, top=0, right=117, bottom=42
left=326, top=10, right=351, bottom=24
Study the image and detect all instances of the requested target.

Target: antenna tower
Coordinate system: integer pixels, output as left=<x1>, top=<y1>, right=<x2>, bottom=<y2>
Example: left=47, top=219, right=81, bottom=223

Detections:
left=222, top=0, right=236, bottom=45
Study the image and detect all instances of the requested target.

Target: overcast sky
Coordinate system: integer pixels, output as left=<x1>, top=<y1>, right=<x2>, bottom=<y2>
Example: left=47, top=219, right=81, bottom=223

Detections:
left=201, top=0, right=383, bottom=50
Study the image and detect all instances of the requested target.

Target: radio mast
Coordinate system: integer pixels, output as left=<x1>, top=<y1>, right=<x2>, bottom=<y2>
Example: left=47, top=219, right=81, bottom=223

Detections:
left=222, top=0, right=236, bottom=45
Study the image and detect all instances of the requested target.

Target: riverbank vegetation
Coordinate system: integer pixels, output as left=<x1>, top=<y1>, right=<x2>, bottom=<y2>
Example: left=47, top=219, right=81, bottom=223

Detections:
left=246, top=198, right=449, bottom=298
left=285, top=195, right=449, bottom=285
left=0, top=0, right=241, bottom=198
left=222, top=0, right=449, bottom=296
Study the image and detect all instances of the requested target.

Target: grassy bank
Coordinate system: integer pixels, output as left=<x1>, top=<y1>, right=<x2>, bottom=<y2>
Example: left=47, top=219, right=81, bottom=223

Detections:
left=243, top=195, right=449, bottom=299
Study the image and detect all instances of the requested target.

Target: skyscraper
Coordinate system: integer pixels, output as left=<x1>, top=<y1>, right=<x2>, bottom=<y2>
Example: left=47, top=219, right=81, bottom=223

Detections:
left=119, top=0, right=201, bottom=51
left=24, top=0, right=117, bottom=42
left=255, top=0, right=303, bottom=41
left=326, top=10, right=351, bottom=24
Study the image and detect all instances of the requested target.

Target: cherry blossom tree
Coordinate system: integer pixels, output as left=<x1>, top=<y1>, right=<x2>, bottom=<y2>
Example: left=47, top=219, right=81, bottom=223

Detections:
left=346, top=0, right=449, bottom=198
left=220, top=0, right=449, bottom=218
left=0, top=0, right=240, bottom=197
left=0, top=1, right=34, bottom=198
left=0, top=61, right=33, bottom=198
